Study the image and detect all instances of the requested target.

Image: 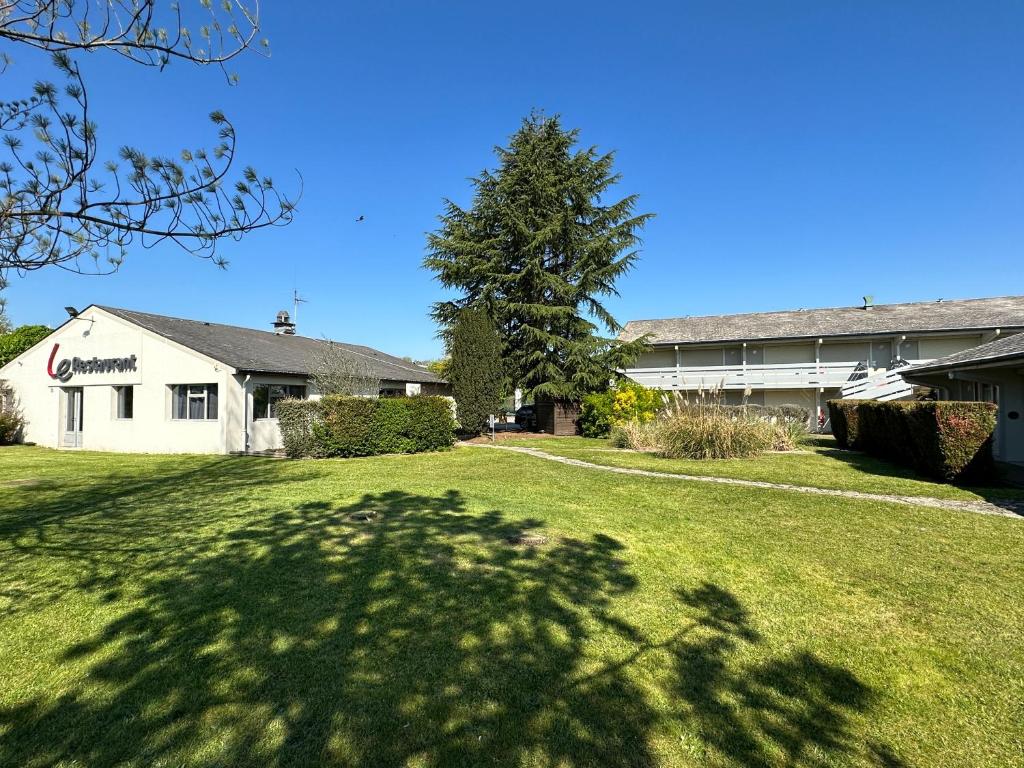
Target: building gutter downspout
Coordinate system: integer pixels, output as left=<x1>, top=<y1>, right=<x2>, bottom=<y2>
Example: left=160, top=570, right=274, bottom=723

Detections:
left=242, top=374, right=251, bottom=453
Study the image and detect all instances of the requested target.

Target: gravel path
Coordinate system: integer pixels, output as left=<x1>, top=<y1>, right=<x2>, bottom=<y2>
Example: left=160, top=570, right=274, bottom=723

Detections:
left=460, top=443, right=1024, bottom=519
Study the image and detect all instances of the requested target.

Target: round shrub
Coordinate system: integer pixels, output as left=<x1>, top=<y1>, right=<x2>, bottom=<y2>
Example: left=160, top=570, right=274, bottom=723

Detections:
left=0, top=410, right=23, bottom=444
left=579, top=381, right=661, bottom=438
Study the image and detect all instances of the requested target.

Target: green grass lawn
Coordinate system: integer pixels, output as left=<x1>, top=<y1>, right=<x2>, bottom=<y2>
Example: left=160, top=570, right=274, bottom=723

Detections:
left=1, top=445, right=1022, bottom=767
left=500, top=434, right=1024, bottom=502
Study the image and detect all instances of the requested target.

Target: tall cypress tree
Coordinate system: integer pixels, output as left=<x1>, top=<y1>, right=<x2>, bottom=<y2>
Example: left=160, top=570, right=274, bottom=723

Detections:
left=448, top=308, right=505, bottom=434
left=425, top=113, right=652, bottom=400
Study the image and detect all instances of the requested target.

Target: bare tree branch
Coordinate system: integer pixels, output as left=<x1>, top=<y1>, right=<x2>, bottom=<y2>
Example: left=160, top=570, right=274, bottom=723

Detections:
left=310, top=343, right=382, bottom=397
left=0, top=0, right=268, bottom=72
left=0, top=1, right=298, bottom=278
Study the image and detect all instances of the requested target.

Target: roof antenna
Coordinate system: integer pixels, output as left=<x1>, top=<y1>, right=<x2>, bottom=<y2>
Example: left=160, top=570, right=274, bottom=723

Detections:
left=292, top=289, right=308, bottom=327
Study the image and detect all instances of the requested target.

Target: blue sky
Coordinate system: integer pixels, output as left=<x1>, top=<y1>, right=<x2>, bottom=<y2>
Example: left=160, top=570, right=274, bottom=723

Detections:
left=5, top=1, right=1023, bottom=359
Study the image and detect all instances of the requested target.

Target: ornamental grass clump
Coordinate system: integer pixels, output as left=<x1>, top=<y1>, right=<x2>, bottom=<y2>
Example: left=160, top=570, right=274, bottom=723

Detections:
left=613, top=392, right=807, bottom=459
left=609, top=420, right=659, bottom=451
left=655, top=404, right=777, bottom=459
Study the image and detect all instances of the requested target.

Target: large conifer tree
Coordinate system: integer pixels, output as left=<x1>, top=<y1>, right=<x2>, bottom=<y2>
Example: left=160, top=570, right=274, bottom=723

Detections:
left=425, top=113, right=651, bottom=400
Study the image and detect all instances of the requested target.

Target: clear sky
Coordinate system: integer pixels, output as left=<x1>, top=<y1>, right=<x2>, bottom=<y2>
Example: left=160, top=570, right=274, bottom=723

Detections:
left=4, top=1, right=1023, bottom=359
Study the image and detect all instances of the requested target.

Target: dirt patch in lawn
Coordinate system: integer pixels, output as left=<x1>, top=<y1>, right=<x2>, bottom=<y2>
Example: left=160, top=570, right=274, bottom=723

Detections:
left=506, top=533, right=550, bottom=547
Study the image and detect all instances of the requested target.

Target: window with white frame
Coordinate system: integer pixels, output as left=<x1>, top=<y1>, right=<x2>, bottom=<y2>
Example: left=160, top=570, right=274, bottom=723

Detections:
left=114, top=385, right=134, bottom=419
left=253, top=384, right=306, bottom=419
left=171, top=384, right=218, bottom=420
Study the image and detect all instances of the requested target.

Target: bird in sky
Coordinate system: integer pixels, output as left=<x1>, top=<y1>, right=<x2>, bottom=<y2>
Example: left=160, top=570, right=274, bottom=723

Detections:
left=356, top=215, right=365, bottom=222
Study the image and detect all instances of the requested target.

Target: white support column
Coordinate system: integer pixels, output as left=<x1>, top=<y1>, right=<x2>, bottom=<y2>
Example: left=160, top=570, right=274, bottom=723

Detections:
left=814, top=339, right=822, bottom=422
left=674, top=345, right=681, bottom=389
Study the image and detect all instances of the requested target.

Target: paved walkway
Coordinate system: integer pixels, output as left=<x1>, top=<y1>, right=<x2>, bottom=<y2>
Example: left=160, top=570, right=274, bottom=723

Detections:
left=460, top=443, right=1024, bottom=519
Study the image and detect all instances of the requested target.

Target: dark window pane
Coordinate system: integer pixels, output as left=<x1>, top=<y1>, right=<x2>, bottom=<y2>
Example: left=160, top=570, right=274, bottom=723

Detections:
left=253, top=385, right=269, bottom=419
left=207, top=385, right=218, bottom=419
left=118, top=386, right=134, bottom=419
left=268, top=385, right=286, bottom=418
left=173, top=386, right=187, bottom=419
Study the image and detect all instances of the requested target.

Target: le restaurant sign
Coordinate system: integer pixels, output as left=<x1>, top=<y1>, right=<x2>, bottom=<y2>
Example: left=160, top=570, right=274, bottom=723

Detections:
left=46, top=343, right=138, bottom=383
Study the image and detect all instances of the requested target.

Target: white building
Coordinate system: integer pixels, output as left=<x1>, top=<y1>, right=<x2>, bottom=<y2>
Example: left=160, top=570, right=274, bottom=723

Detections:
left=0, top=305, right=449, bottom=454
left=620, top=296, right=1024, bottom=421
left=903, top=333, right=1024, bottom=468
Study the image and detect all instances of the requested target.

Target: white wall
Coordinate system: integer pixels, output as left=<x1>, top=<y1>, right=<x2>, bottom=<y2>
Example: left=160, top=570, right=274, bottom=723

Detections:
left=635, top=349, right=675, bottom=368
left=995, top=376, right=1024, bottom=464
left=818, top=341, right=869, bottom=364
left=763, top=389, right=816, bottom=410
left=243, top=375, right=311, bottom=453
left=679, top=348, right=725, bottom=367
left=0, top=307, right=237, bottom=453
left=918, top=335, right=984, bottom=359
left=763, top=343, right=815, bottom=365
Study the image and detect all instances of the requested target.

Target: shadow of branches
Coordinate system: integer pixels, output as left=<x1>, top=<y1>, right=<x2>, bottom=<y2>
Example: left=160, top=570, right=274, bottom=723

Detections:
left=669, top=583, right=905, bottom=767
left=1, top=489, right=656, bottom=766
left=0, top=479, right=903, bottom=767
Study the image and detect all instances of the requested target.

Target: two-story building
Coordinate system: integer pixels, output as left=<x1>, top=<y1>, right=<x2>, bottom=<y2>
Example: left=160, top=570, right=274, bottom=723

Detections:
left=0, top=304, right=449, bottom=454
left=620, top=296, right=1024, bottom=421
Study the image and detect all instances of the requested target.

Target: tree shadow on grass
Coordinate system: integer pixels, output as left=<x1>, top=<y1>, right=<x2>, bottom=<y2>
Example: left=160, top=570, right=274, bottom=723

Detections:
left=0, top=456, right=312, bottom=617
left=806, top=435, right=1024, bottom=508
left=670, top=583, right=907, bottom=767
left=0, top=484, right=903, bottom=767
left=0, top=489, right=657, bottom=767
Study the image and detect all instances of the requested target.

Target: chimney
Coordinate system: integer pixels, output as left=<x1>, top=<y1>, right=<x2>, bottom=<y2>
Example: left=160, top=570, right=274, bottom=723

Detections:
left=862, top=295, right=874, bottom=310
left=272, top=309, right=296, bottom=335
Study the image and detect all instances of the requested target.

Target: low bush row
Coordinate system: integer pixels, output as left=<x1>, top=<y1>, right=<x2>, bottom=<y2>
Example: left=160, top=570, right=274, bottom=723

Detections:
left=827, top=399, right=996, bottom=482
left=277, top=395, right=456, bottom=458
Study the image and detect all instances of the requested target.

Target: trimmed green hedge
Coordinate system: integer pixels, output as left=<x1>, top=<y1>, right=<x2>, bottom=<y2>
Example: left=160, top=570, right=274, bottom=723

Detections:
left=828, top=400, right=861, bottom=449
left=827, top=399, right=996, bottom=482
left=277, top=395, right=456, bottom=458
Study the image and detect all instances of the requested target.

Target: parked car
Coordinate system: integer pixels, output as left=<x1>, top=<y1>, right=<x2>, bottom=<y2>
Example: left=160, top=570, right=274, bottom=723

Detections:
left=514, top=405, right=537, bottom=431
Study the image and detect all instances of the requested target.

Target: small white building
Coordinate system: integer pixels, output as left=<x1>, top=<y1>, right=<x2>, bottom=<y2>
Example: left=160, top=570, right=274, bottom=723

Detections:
left=620, top=295, right=1024, bottom=420
left=0, top=305, right=449, bottom=454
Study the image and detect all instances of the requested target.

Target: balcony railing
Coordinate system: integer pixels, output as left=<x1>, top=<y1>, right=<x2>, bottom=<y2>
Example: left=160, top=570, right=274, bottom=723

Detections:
left=838, top=361, right=925, bottom=401
left=622, top=361, right=926, bottom=391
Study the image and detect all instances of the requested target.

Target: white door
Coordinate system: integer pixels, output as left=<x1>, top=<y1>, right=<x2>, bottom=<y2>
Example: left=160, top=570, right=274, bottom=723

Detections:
left=62, top=387, right=84, bottom=448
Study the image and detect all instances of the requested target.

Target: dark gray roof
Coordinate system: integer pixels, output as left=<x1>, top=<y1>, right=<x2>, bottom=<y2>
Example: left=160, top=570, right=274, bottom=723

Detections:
left=905, top=332, right=1024, bottom=375
left=620, top=296, right=1024, bottom=345
left=97, top=306, right=443, bottom=383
